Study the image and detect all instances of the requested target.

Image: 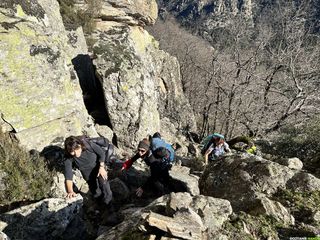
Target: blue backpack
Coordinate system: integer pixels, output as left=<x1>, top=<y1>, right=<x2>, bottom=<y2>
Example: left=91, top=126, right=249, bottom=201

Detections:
left=151, top=137, right=175, bottom=164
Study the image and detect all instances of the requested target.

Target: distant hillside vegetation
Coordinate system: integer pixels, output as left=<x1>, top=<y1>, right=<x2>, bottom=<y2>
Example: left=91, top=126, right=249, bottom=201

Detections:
left=148, top=0, right=320, bottom=139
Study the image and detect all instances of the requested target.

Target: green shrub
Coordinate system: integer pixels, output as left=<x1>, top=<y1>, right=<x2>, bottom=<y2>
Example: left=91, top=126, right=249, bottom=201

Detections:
left=274, top=189, right=320, bottom=226
left=222, top=212, right=279, bottom=239
left=272, top=117, right=320, bottom=176
left=0, top=131, right=53, bottom=207
left=57, top=0, right=102, bottom=33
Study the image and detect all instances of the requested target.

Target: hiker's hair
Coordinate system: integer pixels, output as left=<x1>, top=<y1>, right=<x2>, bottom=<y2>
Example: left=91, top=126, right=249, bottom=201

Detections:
left=64, top=136, right=86, bottom=157
left=217, top=138, right=225, bottom=145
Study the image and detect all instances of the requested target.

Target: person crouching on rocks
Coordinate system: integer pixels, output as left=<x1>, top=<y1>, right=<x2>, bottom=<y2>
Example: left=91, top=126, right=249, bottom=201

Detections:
left=64, top=136, right=112, bottom=205
left=122, top=138, right=172, bottom=197
left=204, top=135, right=231, bottom=165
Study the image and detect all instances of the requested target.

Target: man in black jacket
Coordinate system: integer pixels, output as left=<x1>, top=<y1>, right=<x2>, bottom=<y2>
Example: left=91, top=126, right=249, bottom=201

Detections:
left=64, top=136, right=112, bottom=205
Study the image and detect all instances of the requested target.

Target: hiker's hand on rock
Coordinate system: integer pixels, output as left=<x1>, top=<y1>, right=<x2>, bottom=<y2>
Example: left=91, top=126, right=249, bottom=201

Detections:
left=98, top=166, right=108, bottom=180
left=136, top=187, right=143, bottom=197
left=66, top=192, right=77, bottom=199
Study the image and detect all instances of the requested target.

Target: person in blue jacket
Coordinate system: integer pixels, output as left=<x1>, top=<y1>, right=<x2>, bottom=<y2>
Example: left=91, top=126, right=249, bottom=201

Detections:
left=122, top=133, right=174, bottom=197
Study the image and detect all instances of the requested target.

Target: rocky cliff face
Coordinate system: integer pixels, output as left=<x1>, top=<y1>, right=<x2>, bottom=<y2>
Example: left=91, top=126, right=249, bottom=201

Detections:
left=158, top=0, right=253, bottom=29
left=0, top=0, right=97, bottom=150
left=157, top=0, right=319, bottom=39
left=75, top=0, right=197, bottom=149
left=0, top=0, right=196, bottom=151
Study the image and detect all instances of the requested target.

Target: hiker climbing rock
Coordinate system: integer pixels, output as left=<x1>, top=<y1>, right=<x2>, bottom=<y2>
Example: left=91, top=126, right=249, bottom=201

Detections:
left=201, top=133, right=230, bottom=165
left=63, top=135, right=115, bottom=205
left=122, top=133, right=175, bottom=197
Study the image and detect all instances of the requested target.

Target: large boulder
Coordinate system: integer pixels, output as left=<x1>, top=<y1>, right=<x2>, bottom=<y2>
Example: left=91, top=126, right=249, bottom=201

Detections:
left=50, top=171, right=88, bottom=198
left=75, top=0, right=158, bottom=26
left=249, top=197, right=295, bottom=226
left=286, top=172, right=320, bottom=192
left=97, top=192, right=232, bottom=240
left=92, top=23, right=196, bottom=149
left=199, top=153, right=296, bottom=211
left=170, top=165, right=200, bottom=196
left=0, top=196, right=85, bottom=240
left=0, top=0, right=97, bottom=150
left=99, top=0, right=158, bottom=26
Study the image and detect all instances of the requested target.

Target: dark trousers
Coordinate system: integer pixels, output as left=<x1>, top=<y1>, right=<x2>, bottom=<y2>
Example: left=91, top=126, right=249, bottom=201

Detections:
left=143, top=161, right=171, bottom=195
left=87, top=167, right=112, bottom=205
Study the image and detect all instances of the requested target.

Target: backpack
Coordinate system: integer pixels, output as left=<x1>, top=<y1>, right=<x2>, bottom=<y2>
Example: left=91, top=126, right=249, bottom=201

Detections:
left=150, top=137, right=175, bottom=164
left=200, top=133, right=225, bottom=155
left=81, top=136, right=115, bottom=164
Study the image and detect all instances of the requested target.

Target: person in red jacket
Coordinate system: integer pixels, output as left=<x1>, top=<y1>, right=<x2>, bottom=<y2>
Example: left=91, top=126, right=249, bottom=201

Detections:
left=122, top=138, right=172, bottom=197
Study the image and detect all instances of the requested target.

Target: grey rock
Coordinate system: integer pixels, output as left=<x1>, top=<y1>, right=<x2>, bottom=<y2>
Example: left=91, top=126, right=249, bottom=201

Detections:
left=199, top=153, right=296, bottom=211
left=0, top=231, right=10, bottom=240
left=0, top=196, right=84, bottom=240
left=92, top=24, right=196, bottom=150
left=170, top=165, right=200, bottom=196
left=0, top=0, right=97, bottom=151
left=272, top=157, right=303, bottom=170
left=50, top=171, right=88, bottom=198
left=0, top=171, right=7, bottom=191
left=286, top=172, right=320, bottom=192
left=249, top=197, right=295, bottom=226
left=97, top=192, right=232, bottom=239
left=76, top=0, right=158, bottom=26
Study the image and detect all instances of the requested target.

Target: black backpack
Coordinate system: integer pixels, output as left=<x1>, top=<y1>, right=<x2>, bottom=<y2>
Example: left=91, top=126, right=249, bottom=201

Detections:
left=81, top=136, right=116, bottom=164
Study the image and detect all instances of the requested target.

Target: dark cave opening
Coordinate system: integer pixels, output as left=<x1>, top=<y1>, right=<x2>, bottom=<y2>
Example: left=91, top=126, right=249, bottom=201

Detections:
left=71, top=54, right=112, bottom=128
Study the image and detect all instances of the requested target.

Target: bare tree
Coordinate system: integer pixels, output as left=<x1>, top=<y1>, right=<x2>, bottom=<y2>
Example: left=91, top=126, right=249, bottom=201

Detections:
left=148, top=1, right=320, bottom=139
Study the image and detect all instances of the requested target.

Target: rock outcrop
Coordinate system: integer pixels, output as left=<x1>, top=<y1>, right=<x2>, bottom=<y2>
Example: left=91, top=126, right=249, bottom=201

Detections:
left=286, top=172, right=320, bottom=192
left=0, top=196, right=84, bottom=240
left=157, top=0, right=253, bottom=29
left=199, top=153, right=296, bottom=211
left=80, top=0, right=197, bottom=149
left=0, top=0, right=197, bottom=152
left=97, top=192, right=232, bottom=240
left=0, top=0, right=97, bottom=150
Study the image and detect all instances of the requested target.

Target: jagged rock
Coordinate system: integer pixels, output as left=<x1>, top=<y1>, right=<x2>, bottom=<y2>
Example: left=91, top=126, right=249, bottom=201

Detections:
left=145, top=211, right=204, bottom=240
left=286, top=172, right=320, bottom=192
left=158, top=0, right=253, bottom=32
left=249, top=197, right=295, bottom=226
left=109, top=178, right=130, bottom=201
left=0, top=0, right=97, bottom=150
left=97, top=192, right=232, bottom=239
left=0, top=231, right=10, bottom=240
left=0, top=196, right=84, bottom=240
left=286, top=157, right=304, bottom=170
left=170, top=165, right=200, bottom=196
left=50, top=171, right=88, bottom=198
left=94, top=124, right=114, bottom=143
left=188, top=194, right=232, bottom=233
left=99, top=0, right=158, bottom=26
left=92, top=21, right=196, bottom=149
left=75, top=0, right=158, bottom=26
left=272, top=157, right=303, bottom=170
left=199, top=153, right=296, bottom=211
